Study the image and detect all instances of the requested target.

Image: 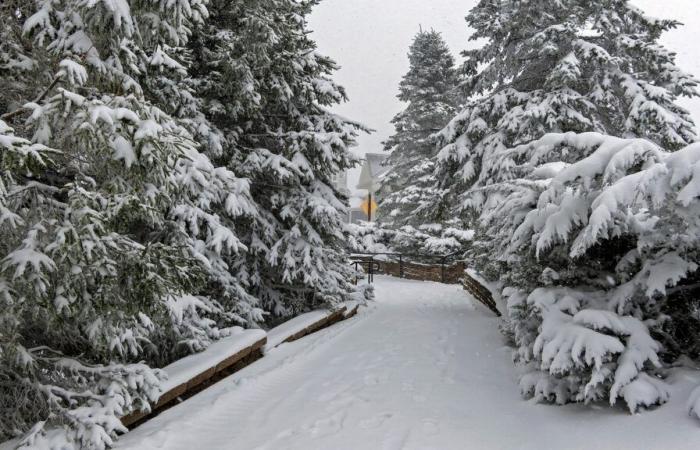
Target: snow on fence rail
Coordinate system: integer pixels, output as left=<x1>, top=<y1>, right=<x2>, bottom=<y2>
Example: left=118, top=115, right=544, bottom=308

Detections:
left=121, top=305, right=358, bottom=429
left=382, top=260, right=466, bottom=284
left=350, top=252, right=464, bottom=284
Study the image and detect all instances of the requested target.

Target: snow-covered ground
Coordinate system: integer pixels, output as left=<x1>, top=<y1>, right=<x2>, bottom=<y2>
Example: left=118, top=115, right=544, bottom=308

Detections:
left=117, top=276, right=700, bottom=450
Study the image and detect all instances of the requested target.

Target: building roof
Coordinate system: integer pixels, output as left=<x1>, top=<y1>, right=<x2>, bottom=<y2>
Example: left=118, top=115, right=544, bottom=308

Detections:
left=365, top=153, right=391, bottom=178
left=357, top=153, right=391, bottom=191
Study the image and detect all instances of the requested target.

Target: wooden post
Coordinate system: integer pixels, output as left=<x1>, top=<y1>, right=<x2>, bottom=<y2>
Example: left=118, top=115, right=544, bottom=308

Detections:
left=399, top=255, right=404, bottom=278
left=368, top=192, right=373, bottom=222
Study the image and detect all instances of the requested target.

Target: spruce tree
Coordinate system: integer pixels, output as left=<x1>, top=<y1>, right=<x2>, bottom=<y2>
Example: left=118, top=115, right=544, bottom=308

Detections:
left=436, top=0, right=699, bottom=412
left=438, top=0, right=697, bottom=219
left=0, top=0, right=258, bottom=446
left=188, top=0, right=364, bottom=319
left=379, top=30, right=457, bottom=229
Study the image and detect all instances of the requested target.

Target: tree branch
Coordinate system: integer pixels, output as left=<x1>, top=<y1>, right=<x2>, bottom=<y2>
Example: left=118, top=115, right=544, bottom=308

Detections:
left=1, top=76, right=62, bottom=121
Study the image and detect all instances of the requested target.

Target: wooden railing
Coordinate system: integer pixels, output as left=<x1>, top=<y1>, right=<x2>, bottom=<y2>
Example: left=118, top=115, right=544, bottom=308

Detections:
left=350, top=252, right=464, bottom=284
left=350, top=252, right=501, bottom=317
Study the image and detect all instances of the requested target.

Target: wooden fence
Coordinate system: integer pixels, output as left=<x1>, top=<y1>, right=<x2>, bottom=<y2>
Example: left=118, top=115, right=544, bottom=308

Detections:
left=351, top=252, right=501, bottom=317
left=382, top=260, right=466, bottom=284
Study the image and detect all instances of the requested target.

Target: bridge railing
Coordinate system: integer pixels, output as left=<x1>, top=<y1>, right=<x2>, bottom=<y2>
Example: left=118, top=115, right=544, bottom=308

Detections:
left=349, top=252, right=501, bottom=317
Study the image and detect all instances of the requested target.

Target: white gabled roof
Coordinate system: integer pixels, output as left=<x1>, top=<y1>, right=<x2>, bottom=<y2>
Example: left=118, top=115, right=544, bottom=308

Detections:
left=357, top=153, right=391, bottom=191
left=366, top=153, right=391, bottom=178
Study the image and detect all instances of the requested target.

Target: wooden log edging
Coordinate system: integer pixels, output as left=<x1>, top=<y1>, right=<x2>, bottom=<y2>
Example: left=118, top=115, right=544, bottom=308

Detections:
left=280, top=306, right=348, bottom=346
left=462, top=273, right=501, bottom=317
left=121, top=304, right=359, bottom=430
left=121, top=336, right=267, bottom=428
left=344, top=302, right=360, bottom=319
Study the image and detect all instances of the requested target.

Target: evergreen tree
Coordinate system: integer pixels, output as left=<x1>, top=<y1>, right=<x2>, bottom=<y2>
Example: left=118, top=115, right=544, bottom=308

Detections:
left=1, top=0, right=362, bottom=445
left=379, top=30, right=457, bottom=229
left=438, top=0, right=697, bottom=222
left=0, top=0, right=258, bottom=446
left=188, top=0, right=364, bottom=319
left=436, top=0, right=699, bottom=412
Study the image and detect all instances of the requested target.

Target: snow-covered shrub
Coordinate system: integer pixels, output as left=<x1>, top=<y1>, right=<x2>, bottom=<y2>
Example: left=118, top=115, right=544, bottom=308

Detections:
left=345, top=221, right=474, bottom=258
left=433, top=0, right=700, bottom=415
left=391, top=224, right=474, bottom=256
left=492, top=133, right=700, bottom=412
left=346, top=222, right=394, bottom=254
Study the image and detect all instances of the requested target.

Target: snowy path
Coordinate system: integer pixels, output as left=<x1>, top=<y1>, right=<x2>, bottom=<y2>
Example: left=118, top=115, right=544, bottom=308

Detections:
left=118, top=276, right=700, bottom=450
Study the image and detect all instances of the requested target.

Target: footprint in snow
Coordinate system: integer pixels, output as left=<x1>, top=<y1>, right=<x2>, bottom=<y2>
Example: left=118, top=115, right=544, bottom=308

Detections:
left=422, top=418, right=440, bottom=436
left=358, top=412, right=393, bottom=429
left=302, top=410, right=346, bottom=437
left=363, top=373, right=388, bottom=386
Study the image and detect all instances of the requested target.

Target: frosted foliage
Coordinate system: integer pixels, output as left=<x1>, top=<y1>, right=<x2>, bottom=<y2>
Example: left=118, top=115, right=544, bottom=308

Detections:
left=379, top=30, right=457, bottom=230
left=345, top=223, right=393, bottom=255
left=0, top=0, right=364, bottom=442
left=494, top=132, right=700, bottom=414
left=188, top=0, right=366, bottom=318
left=432, top=0, right=700, bottom=417
left=0, top=0, right=269, bottom=446
left=437, top=0, right=698, bottom=222
left=0, top=91, right=230, bottom=447
left=345, top=222, right=474, bottom=257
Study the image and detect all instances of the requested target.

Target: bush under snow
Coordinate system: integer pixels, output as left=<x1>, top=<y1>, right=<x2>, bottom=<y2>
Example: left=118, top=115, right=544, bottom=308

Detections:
left=488, top=132, right=700, bottom=413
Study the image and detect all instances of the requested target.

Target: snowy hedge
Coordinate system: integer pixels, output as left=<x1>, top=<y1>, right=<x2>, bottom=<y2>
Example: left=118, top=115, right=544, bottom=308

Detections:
left=431, top=0, right=700, bottom=417
left=346, top=222, right=474, bottom=257
left=484, top=132, right=700, bottom=412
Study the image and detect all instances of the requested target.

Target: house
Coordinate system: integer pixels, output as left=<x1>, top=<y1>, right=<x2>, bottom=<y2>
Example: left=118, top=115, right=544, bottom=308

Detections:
left=355, top=153, right=391, bottom=222
left=357, top=153, right=391, bottom=193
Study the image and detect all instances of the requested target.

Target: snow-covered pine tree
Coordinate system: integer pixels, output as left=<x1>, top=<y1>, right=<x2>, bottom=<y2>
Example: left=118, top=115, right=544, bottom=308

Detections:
left=437, top=0, right=697, bottom=226
left=492, top=132, right=700, bottom=413
left=435, top=0, right=699, bottom=412
left=379, top=30, right=457, bottom=229
left=1, top=1, right=259, bottom=447
left=188, top=0, right=365, bottom=319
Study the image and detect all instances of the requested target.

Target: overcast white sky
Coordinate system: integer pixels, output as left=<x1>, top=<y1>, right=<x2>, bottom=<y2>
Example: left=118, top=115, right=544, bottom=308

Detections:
left=309, top=0, right=700, bottom=194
